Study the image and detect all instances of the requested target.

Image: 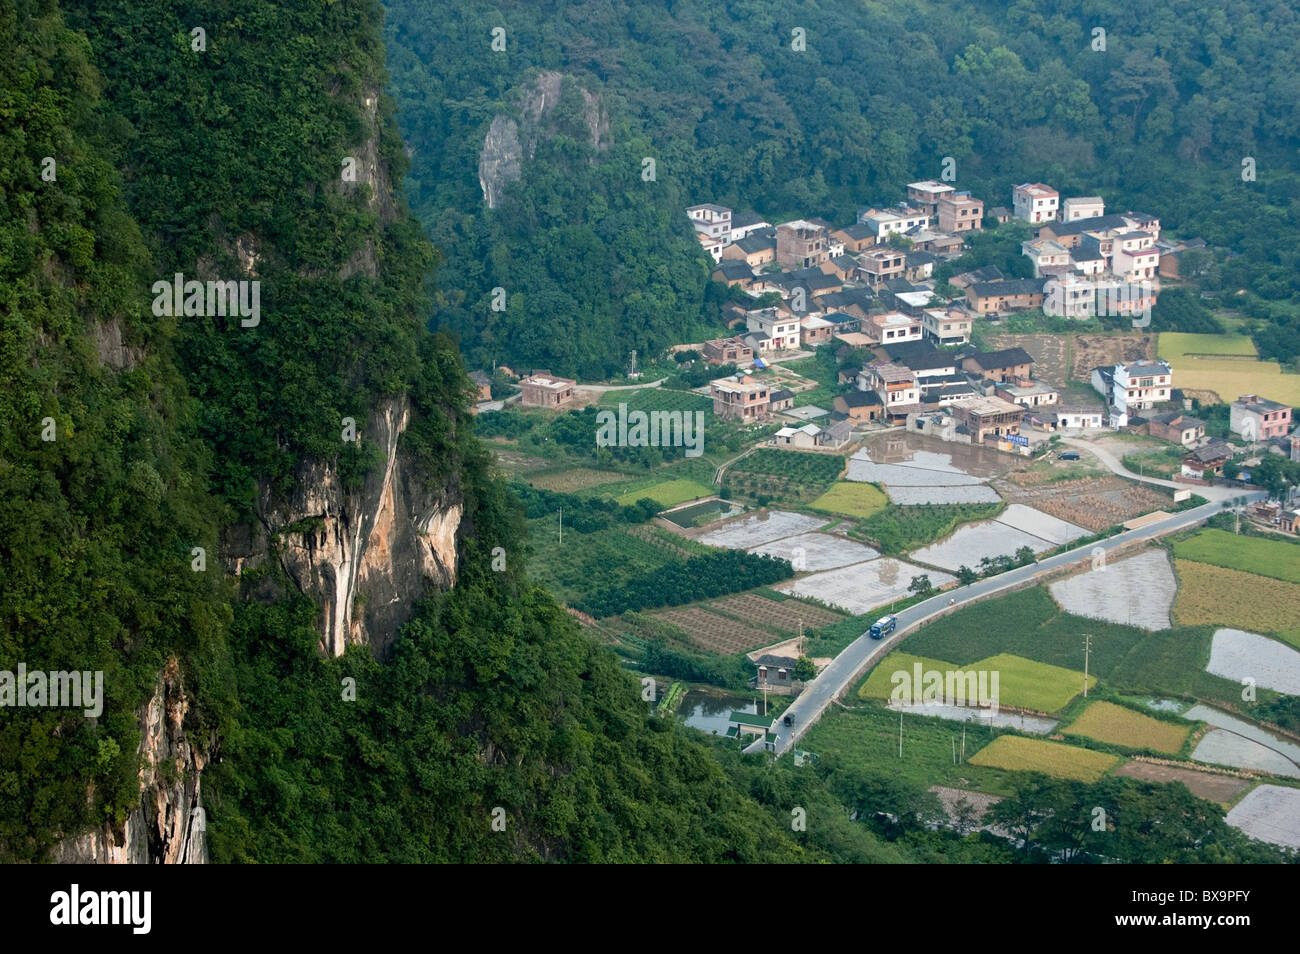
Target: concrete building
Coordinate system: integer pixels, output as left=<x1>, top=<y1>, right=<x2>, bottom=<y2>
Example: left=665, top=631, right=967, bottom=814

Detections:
left=1061, top=196, right=1105, bottom=222
left=921, top=308, right=971, bottom=346
left=962, top=347, right=1034, bottom=385
left=906, top=180, right=956, bottom=214
left=519, top=372, right=576, bottom=408
left=952, top=395, right=1025, bottom=443
left=687, top=203, right=732, bottom=244
left=862, top=362, right=922, bottom=421
left=776, top=220, right=829, bottom=269
left=866, top=311, right=923, bottom=345
left=711, top=375, right=771, bottom=421
left=1231, top=394, right=1293, bottom=441
left=745, top=307, right=802, bottom=351
left=702, top=336, right=754, bottom=365
left=1012, top=182, right=1059, bottom=224
left=996, top=381, right=1060, bottom=409
left=937, top=191, right=984, bottom=233
left=1144, top=411, right=1205, bottom=446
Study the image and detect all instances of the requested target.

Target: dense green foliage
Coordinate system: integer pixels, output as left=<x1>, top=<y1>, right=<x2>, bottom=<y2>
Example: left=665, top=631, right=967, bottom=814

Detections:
left=577, top=549, right=794, bottom=617
left=0, top=0, right=231, bottom=859
left=386, top=0, right=1300, bottom=375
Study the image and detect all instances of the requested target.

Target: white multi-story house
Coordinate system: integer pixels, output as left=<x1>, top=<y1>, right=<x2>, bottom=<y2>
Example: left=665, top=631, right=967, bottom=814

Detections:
left=866, top=311, right=923, bottom=345
left=1061, top=196, right=1105, bottom=221
left=1013, top=182, right=1059, bottom=224
left=1022, top=237, right=1072, bottom=277
left=1111, top=241, right=1160, bottom=283
left=858, top=205, right=930, bottom=239
left=921, top=308, right=971, bottom=345
left=745, top=307, right=802, bottom=350
left=687, top=203, right=733, bottom=244
left=1092, top=359, right=1173, bottom=426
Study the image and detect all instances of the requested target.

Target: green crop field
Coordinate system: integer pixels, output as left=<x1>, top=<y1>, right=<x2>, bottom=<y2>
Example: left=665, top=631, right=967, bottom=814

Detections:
left=901, top=586, right=1262, bottom=709
left=800, top=702, right=1018, bottom=795
left=859, top=652, right=961, bottom=702
left=811, top=481, right=889, bottom=518
left=852, top=502, right=1004, bottom=554
left=525, top=521, right=686, bottom=606
left=968, top=654, right=1094, bottom=713
left=1062, top=700, right=1191, bottom=755
left=597, top=387, right=712, bottom=413
left=729, top=449, right=846, bottom=483
left=615, top=479, right=713, bottom=508
left=968, top=735, right=1121, bottom=782
left=1173, top=528, right=1300, bottom=584
left=1157, top=332, right=1258, bottom=360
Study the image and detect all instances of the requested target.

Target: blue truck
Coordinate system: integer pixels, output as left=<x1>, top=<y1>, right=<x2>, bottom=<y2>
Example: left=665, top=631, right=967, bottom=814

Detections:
left=868, top=615, right=897, bottom=639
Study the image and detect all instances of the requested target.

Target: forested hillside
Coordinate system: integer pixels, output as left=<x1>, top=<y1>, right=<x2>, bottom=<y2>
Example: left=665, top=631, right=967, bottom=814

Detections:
left=0, top=0, right=887, bottom=863
left=384, top=0, right=1300, bottom=374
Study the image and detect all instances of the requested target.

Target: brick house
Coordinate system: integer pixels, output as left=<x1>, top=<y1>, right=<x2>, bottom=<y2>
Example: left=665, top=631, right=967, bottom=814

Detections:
left=962, top=347, right=1034, bottom=384
left=937, top=191, right=983, bottom=233
left=1144, top=411, right=1205, bottom=447
left=776, top=220, right=829, bottom=269
left=469, top=370, right=493, bottom=403
left=711, top=375, right=770, bottom=421
left=834, top=389, right=883, bottom=422
left=964, top=278, right=1046, bottom=315
left=952, top=396, right=1025, bottom=443
left=829, top=223, right=877, bottom=253
left=800, top=314, right=834, bottom=347
left=702, top=336, right=754, bottom=365
left=722, top=234, right=776, bottom=268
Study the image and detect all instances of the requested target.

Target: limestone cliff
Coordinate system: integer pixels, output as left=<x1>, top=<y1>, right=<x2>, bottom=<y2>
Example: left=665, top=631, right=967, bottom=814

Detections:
left=224, top=395, right=462, bottom=658
left=478, top=70, right=610, bottom=208
left=50, top=660, right=208, bottom=864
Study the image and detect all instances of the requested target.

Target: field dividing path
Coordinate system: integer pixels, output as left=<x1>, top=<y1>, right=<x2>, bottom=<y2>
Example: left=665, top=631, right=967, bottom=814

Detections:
left=754, top=490, right=1268, bottom=757
left=1057, top=435, right=1244, bottom=502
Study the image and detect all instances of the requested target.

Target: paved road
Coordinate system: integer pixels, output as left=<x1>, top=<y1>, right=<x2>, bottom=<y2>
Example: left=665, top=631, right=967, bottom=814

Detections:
left=754, top=487, right=1267, bottom=756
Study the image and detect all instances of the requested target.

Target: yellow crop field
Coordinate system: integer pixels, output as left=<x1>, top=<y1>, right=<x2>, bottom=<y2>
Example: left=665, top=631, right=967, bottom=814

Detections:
left=811, top=481, right=889, bottom=518
left=969, top=735, right=1121, bottom=782
left=1157, top=335, right=1300, bottom=404
left=1063, top=700, right=1191, bottom=754
left=1173, top=560, right=1300, bottom=649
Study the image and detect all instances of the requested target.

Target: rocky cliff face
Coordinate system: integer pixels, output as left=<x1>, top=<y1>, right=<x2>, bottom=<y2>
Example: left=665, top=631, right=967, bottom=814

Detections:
left=478, top=70, right=610, bottom=208
left=50, top=660, right=209, bottom=864
left=225, top=395, right=461, bottom=657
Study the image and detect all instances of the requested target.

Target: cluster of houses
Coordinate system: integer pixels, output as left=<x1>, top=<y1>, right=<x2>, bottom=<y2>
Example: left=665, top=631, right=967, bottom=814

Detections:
left=691, top=180, right=1200, bottom=328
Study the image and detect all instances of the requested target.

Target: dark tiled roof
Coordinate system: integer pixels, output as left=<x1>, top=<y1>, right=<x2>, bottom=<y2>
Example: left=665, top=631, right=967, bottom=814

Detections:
left=968, top=347, right=1034, bottom=370
left=968, top=278, right=1047, bottom=298
left=735, top=235, right=776, bottom=254
left=841, top=391, right=883, bottom=407
left=713, top=260, right=754, bottom=280
left=732, top=211, right=767, bottom=228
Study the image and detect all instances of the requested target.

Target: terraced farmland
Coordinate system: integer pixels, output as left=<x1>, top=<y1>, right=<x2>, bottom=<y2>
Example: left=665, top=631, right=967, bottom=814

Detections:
left=709, top=593, right=846, bottom=633
left=652, top=607, right=779, bottom=654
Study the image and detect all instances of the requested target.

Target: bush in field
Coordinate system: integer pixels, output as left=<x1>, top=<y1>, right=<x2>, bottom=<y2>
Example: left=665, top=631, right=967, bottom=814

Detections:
left=577, top=550, right=794, bottom=617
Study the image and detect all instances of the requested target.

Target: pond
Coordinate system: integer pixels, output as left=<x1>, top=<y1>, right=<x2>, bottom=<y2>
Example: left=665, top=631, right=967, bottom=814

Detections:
left=665, top=499, right=739, bottom=528
left=680, top=690, right=770, bottom=735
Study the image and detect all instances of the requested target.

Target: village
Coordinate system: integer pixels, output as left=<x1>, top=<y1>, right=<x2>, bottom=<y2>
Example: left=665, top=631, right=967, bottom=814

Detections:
left=471, top=178, right=1300, bottom=854
left=476, top=177, right=1299, bottom=518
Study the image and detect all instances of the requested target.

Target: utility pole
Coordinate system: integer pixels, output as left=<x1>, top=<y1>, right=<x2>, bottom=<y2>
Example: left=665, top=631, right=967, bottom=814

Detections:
left=628, top=349, right=638, bottom=380
left=1083, top=634, right=1093, bottom=697
left=559, top=506, right=563, bottom=546
left=898, top=708, right=903, bottom=758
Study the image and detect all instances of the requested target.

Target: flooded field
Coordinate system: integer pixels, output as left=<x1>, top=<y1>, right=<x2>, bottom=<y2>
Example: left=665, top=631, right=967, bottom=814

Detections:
left=696, top=510, right=827, bottom=548
left=1184, top=704, right=1300, bottom=779
left=662, top=498, right=737, bottom=527
left=844, top=436, right=1012, bottom=504
left=886, top=700, right=1057, bottom=734
left=1226, top=785, right=1300, bottom=849
left=749, top=532, right=880, bottom=571
left=775, top=558, right=955, bottom=614
left=1206, top=629, right=1300, bottom=696
left=995, top=504, right=1089, bottom=545
left=1049, top=549, right=1176, bottom=630
left=887, top=484, right=1002, bottom=505
left=909, top=504, right=1087, bottom=572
